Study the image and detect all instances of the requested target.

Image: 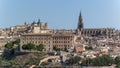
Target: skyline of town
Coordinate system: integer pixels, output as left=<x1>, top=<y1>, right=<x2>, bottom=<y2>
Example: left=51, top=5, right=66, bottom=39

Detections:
left=1, top=0, right=120, bottom=29
left=0, top=11, right=119, bottom=67
left=1, top=0, right=120, bottom=67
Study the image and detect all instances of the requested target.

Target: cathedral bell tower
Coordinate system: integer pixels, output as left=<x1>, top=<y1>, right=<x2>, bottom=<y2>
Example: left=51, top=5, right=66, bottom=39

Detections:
left=77, top=11, right=84, bottom=31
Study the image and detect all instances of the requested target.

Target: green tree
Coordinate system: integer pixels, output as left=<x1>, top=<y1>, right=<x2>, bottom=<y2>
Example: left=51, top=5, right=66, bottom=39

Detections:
left=81, top=55, right=114, bottom=66
left=5, top=42, right=14, bottom=49
left=13, top=39, right=20, bottom=45
left=22, top=43, right=35, bottom=50
left=27, top=43, right=35, bottom=50
left=93, top=55, right=113, bottom=66
left=68, top=56, right=81, bottom=65
left=64, top=46, right=68, bottom=52
left=85, top=46, right=93, bottom=50
left=2, top=49, right=15, bottom=60
left=86, top=58, right=93, bottom=66
left=22, top=44, right=27, bottom=49
left=115, top=56, right=120, bottom=68
left=53, top=46, right=57, bottom=51
left=116, top=62, right=120, bottom=68
left=53, top=46, right=60, bottom=51
left=81, top=58, right=94, bottom=66
left=0, top=56, right=2, bottom=65
left=115, top=56, right=120, bottom=64
left=36, top=44, right=44, bottom=51
left=9, top=60, right=16, bottom=66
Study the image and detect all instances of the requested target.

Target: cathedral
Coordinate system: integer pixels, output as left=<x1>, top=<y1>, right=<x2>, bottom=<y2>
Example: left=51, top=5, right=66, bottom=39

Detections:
left=77, top=12, right=115, bottom=37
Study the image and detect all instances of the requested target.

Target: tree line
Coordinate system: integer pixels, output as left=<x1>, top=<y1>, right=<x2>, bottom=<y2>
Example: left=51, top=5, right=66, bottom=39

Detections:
left=66, top=55, right=120, bottom=68
left=22, top=43, right=44, bottom=51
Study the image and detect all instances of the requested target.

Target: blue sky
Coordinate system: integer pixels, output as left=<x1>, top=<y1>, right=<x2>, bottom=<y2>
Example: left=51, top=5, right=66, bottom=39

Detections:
left=0, top=0, right=120, bottom=29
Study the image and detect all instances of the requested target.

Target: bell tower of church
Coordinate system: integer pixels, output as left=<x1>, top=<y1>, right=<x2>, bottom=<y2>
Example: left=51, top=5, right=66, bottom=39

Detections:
left=77, top=11, right=84, bottom=31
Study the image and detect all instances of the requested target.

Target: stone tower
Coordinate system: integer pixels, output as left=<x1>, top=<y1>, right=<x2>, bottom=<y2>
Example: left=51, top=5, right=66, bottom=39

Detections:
left=77, top=11, right=84, bottom=31
left=45, top=23, right=48, bottom=29
left=37, top=19, right=40, bottom=25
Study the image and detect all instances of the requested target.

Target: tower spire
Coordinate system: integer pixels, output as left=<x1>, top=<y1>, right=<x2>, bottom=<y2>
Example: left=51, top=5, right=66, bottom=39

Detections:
left=37, top=19, right=40, bottom=24
left=77, top=11, right=84, bottom=31
left=79, top=11, right=82, bottom=20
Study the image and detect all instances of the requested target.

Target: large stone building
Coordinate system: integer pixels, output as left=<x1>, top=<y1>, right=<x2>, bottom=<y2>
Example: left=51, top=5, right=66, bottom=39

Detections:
left=20, top=32, right=76, bottom=52
left=20, top=33, right=53, bottom=52
left=52, top=33, right=75, bottom=50
left=9, top=19, right=49, bottom=37
left=77, top=12, right=115, bottom=37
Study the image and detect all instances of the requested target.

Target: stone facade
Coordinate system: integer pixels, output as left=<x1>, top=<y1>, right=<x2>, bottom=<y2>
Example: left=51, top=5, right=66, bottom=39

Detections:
left=52, top=33, right=75, bottom=50
left=20, top=33, right=53, bottom=52
left=20, top=33, right=75, bottom=52
left=80, top=28, right=114, bottom=37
